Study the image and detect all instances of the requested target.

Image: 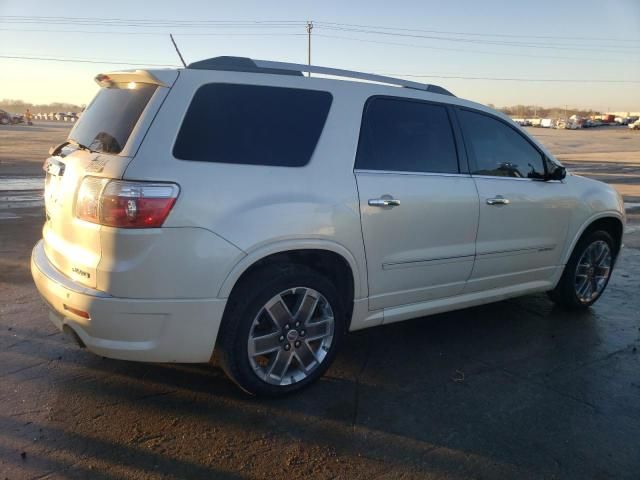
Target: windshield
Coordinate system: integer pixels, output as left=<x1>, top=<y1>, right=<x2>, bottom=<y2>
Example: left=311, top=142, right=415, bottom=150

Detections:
left=69, top=83, right=157, bottom=154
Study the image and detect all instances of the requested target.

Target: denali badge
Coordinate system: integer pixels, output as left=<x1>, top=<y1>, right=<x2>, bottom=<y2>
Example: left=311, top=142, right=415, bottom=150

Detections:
left=71, top=267, right=91, bottom=279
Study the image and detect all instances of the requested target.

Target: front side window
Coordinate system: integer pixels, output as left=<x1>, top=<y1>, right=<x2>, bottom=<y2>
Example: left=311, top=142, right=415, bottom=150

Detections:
left=458, top=109, right=545, bottom=179
left=173, top=84, right=332, bottom=167
left=355, top=98, right=459, bottom=174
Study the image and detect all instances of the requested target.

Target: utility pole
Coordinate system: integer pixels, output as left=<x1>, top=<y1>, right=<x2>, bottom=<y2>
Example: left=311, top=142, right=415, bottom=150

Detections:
left=306, top=20, right=313, bottom=77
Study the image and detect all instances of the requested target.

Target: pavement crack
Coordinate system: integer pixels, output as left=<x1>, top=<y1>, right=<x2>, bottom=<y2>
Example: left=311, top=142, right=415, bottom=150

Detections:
left=10, top=408, right=50, bottom=417
left=0, top=360, right=50, bottom=378
left=97, top=389, right=178, bottom=409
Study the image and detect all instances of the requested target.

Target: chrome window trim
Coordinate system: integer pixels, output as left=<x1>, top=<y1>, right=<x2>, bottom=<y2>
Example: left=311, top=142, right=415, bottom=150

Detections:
left=471, top=174, right=544, bottom=182
left=472, top=174, right=565, bottom=183
left=354, top=169, right=471, bottom=178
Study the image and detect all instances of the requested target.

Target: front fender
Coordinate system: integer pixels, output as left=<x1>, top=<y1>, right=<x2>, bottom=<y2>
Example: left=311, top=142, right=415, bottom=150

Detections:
left=561, top=209, right=625, bottom=266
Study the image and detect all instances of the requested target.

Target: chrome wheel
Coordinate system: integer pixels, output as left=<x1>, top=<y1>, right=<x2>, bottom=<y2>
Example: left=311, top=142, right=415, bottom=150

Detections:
left=248, top=287, right=335, bottom=386
left=574, top=240, right=612, bottom=303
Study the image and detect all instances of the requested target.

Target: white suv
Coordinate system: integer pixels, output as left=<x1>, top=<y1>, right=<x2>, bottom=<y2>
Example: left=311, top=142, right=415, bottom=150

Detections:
left=32, top=56, right=625, bottom=395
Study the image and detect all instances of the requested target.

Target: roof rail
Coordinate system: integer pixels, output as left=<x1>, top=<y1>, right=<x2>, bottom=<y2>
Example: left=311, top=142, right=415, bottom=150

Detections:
left=187, top=56, right=454, bottom=96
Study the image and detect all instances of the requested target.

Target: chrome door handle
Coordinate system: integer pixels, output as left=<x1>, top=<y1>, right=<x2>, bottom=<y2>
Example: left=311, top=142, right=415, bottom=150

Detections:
left=486, top=196, right=510, bottom=206
left=368, top=197, right=401, bottom=207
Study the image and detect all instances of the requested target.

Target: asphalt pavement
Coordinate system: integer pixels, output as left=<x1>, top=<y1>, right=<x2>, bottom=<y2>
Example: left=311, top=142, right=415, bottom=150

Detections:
left=1, top=123, right=640, bottom=479
left=1, top=203, right=640, bottom=479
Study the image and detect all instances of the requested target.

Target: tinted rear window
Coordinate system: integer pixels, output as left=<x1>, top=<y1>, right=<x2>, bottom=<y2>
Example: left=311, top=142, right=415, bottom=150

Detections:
left=173, top=84, right=332, bottom=167
left=355, top=98, right=459, bottom=173
left=69, top=83, right=157, bottom=154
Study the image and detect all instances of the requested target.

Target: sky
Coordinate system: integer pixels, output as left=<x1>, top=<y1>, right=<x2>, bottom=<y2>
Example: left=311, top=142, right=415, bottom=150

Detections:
left=1, top=0, right=639, bottom=111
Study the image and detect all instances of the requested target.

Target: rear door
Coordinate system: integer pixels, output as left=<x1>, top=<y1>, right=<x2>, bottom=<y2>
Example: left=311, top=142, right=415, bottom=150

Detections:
left=355, top=97, right=479, bottom=311
left=456, top=108, right=571, bottom=292
left=43, top=76, right=171, bottom=288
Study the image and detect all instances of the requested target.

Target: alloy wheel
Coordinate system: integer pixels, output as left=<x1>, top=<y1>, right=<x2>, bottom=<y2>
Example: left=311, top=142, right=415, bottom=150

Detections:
left=247, top=287, right=335, bottom=386
left=574, top=240, right=612, bottom=303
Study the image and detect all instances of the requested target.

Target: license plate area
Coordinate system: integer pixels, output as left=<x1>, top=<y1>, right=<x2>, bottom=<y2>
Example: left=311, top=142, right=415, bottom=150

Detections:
left=44, top=173, right=63, bottom=216
left=43, top=158, right=66, bottom=217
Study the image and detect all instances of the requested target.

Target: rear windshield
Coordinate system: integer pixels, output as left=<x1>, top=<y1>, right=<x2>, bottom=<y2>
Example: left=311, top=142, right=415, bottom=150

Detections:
left=173, top=84, right=332, bottom=167
left=69, top=83, right=157, bottom=154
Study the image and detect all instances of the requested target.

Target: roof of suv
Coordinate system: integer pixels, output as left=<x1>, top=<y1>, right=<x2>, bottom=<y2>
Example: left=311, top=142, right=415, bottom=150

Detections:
left=186, top=56, right=455, bottom=97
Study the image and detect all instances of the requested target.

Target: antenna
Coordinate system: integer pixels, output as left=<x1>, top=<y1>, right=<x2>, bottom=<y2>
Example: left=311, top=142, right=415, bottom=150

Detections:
left=169, top=33, right=187, bottom=67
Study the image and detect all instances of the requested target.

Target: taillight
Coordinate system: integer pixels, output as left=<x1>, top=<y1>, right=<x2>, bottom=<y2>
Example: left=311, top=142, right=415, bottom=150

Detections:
left=76, top=177, right=179, bottom=228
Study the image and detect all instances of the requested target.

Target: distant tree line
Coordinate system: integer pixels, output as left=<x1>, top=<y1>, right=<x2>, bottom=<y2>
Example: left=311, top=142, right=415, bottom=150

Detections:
left=0, top=98, right=604, bottom=119
left=0, top=99, right=85, bottom=114
left=488, top=104, right=601, bottom=118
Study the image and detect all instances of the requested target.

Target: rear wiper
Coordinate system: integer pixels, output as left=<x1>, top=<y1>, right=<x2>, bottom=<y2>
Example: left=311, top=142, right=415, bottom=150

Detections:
left=48, top=140, right=70, bottom=156
left=68, top=139, right=96, bottom=153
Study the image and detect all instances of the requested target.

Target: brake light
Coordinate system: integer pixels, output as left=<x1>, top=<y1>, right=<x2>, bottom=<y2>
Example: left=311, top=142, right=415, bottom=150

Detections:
left=76, top=177, right=179, bottom=228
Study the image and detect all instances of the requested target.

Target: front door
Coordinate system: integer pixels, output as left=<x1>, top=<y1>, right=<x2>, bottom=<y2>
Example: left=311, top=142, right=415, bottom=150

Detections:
left=355, top=97, right=479, bottom=311
left=456, top=108, right=572, bottom=292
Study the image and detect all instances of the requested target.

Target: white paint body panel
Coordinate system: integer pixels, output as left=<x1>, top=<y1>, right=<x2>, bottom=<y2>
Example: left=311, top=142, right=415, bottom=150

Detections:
left=31, top=64, right=626, bottom=362
left=355, top=171, right=479, bottom=310
left=467, top=177, right=574, bottom=292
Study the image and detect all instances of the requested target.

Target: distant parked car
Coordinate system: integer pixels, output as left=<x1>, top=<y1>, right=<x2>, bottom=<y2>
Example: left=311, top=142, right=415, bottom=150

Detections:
left=584, top=119, right=604, bottom=128
left=629, top=119, right=640, bottom=130
left=0, top=109, right=23, bottom=125
left=0, top=110, right=11, bottom=125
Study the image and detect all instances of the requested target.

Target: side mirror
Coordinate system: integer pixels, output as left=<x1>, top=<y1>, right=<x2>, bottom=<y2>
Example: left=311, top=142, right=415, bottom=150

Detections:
left=547, top=164, right=566, bottom=181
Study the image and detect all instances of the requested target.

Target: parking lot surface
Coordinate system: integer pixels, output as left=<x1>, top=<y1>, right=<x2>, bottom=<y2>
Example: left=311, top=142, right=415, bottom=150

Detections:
left=1, top=123, right=639, bottom=479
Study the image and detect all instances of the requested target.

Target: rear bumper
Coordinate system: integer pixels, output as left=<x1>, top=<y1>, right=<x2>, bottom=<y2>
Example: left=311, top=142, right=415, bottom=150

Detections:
left=31, top=240, right=226, bottom=363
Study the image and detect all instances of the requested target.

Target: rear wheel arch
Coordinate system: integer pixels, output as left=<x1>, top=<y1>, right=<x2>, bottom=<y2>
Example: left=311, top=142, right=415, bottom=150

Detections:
left=219, top=247, right=357, bottom=329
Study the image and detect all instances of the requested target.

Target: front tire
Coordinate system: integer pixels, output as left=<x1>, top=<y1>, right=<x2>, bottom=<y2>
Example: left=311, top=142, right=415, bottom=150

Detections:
left=549, top=230, right=616, bottom=309
left=218, top=265, right=345, bottom=396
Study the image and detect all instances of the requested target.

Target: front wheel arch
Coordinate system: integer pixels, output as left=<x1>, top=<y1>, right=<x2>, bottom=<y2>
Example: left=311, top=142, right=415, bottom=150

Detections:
left=562, top=215, right=624, bottom=267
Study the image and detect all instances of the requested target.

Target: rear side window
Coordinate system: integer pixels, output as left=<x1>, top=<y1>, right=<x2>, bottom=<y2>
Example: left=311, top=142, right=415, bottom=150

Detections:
left=355, top=98, right=458, bottom=173
left=458, top=109, right=545, bottom=179
left=69, top=83, right=157, bottom=154
left=173, top=84, right=332, bottom=167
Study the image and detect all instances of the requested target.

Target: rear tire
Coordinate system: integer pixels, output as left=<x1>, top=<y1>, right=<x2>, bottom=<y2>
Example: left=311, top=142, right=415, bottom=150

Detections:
left=549, top=230, right=616, bottom=309
left=217, top=264, right=345, bottom=396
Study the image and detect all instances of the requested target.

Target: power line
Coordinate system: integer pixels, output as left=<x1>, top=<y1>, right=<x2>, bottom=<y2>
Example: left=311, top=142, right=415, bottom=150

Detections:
left=0, top=54, right=180, bottom=67
left=315, top=25, right=639, bottom=53
left=314, top=33, right=630, bottom=63
left=385, top=73, right=640, bottom=83
left=0, top=17, right=304, bottom=28
left=4, top=15, right=639, bottom=45
left=1, top=54, right=637, bottom=83
left=314, top=21, right=640, bottom=45
left=0, top=28, right=305, bottom=36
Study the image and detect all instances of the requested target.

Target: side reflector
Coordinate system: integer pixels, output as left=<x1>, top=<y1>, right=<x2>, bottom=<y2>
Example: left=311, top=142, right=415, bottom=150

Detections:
left=63, top=304, right=90, bottom=319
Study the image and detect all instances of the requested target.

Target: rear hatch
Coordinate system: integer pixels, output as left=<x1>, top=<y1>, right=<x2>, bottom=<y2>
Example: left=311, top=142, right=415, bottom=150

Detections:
left=42, top=69, right=177, bottom=288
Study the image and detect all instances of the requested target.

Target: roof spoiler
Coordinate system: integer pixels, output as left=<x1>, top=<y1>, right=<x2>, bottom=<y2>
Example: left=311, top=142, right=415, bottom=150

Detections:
left=94, top=70, right=168, bottom=88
